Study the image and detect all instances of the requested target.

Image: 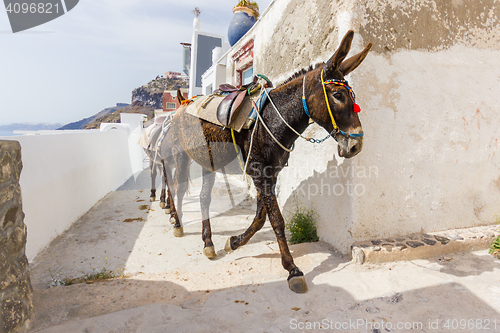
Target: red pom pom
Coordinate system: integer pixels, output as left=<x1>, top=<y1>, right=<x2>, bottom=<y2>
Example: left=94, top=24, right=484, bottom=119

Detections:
left=353, top=103, right=361, bottom=113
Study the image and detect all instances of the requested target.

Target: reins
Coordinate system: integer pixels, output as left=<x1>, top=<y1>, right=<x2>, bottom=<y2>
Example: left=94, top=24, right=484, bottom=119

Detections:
left=230, top=70, right=364, bottom=173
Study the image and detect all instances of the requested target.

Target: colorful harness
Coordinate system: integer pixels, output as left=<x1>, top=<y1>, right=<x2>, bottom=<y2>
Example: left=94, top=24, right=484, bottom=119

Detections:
left=303, top=69, right=364, bottom=141
left=230, top=71, right=365, bottom=172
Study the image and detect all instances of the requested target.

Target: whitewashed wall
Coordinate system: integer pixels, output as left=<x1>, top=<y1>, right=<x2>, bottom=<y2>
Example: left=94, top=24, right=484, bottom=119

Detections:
left=5, top=129, right=134, bottom=260
left=225, top=0, right=500, bottom=253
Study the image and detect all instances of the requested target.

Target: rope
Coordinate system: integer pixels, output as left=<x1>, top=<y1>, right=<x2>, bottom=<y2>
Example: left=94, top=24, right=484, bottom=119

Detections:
left=253, top=74, right=333, bottom=151
left=243, top=116, right=258, bottom=175
left=263, top=88, right=310, bottom=141
left=320, top=69, right=339, bottom=132
left=231, top=72, right=349, bottom=175
left=267, top=74, right=331, bottom=145
left=252, top=100, right=294, bottom=152
left=230, top=83, right=266, bottom=174
left=237, top=70, right=362, bottom=165
left=230, top=128, right=245, bottom=171
left=301, top=73, right=331, bottom=144
left=227, top=76, right=294, bottom=160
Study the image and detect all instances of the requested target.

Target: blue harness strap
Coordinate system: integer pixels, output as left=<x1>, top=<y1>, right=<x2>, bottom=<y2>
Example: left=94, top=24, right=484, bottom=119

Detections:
left=248, top=88, right=274, bottom=122
left=302, top=97, right=310, bottom=117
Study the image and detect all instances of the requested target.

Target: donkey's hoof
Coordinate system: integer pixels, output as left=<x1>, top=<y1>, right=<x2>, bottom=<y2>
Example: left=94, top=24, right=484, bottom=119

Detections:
left=203, top=246, right=216, bottom=259
left=288, top=276, right=308, bottom=293
left=159, top=202, right=166, bottom=209
left=165, top=208, right=171, bottom=214
left=173, top=227, right=184, bottom=237
left=150, top=197, right=155, bottom=202
left=224, top=237, right=234, bottom=253
left=169, top=216, right=176, bottom=224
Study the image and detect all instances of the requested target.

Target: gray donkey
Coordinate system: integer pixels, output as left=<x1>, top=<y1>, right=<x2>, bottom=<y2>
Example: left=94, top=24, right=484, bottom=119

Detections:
left=141, top=115, right=175, bottom=214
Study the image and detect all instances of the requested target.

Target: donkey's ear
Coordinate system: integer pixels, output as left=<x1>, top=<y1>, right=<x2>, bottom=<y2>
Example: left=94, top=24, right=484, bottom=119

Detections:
left=323, top=30, right=354, bottom=76
left=177, top=89, right=185, bottom=104
left=339, top=42, right=372, bottom=76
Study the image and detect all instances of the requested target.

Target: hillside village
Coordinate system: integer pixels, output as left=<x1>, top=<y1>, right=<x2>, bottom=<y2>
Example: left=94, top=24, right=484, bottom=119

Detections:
left=62, top=75, right=189, bottom=130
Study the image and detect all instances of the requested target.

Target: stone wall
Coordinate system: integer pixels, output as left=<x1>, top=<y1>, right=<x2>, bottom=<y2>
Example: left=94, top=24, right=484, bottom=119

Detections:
left=0, top=141, right=32, bottom=332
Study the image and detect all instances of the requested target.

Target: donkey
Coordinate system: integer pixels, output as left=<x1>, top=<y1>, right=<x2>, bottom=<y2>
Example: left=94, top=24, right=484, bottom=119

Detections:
left=143, top=117, right=176, bottom=213
left=168, top=31, right=371, bottom=293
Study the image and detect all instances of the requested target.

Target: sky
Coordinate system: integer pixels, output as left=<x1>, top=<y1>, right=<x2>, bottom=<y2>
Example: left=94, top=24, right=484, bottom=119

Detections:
left=0, top=0, right=273, bottom=125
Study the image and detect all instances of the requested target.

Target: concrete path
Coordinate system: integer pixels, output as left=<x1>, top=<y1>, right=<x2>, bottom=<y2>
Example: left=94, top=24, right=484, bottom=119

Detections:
left=28, top=170, right=500, bottom=332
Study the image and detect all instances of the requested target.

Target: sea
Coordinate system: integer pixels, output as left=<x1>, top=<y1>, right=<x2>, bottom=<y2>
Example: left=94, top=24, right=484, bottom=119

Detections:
left=0, top=130, right=20, bottom=137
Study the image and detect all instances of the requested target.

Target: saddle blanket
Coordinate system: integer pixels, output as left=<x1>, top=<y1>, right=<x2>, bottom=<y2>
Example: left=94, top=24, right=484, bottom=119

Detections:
left=185, top=93, right=263, bottom=132
left=137, top=123, right=159, bottom=149
left=137, top=114, right=172, bottom=149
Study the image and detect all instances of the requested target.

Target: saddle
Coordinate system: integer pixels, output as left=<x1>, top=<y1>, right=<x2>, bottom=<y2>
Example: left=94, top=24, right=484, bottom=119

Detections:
left=216, top=77, right=260, bottom=127
left=184, top=77, right=273, bottom=132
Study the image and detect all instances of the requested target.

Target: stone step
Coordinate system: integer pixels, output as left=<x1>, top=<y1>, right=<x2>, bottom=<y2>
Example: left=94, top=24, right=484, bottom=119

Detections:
left=351, top=224, right=500, bottom=264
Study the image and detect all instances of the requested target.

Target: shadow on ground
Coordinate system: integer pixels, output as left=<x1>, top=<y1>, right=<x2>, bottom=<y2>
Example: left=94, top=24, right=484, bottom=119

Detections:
left=30, top=243, right=500, bottom=332
left=27, top=170, right=500, bottom=332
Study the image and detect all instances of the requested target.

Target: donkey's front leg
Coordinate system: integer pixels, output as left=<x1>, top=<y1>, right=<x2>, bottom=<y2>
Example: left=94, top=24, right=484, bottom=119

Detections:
left=200, top=168, right=216, bottom=258
left=225, top=194, right=267, bottom=252
left=260, top=189, right=308, bottom=293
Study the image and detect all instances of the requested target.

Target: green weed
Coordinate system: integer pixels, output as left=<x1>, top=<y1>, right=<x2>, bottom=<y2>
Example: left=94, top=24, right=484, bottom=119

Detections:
left=49, top=260, right=125, bottom=287
left=490, top=236, right=500, bottom=259
left=286, top=207, right=319, bottom=244
left=490, top=214, right=500, bottom=259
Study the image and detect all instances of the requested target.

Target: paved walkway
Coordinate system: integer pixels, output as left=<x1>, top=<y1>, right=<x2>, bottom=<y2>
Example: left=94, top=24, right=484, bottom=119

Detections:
left=28, top=170, right=500, bottom=332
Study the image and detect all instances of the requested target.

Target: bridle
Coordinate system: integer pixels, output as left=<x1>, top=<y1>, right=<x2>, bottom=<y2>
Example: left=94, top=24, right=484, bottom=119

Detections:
left=234, top=71, right=366, bottom=173
left=302, top=69, right=364, bottom=141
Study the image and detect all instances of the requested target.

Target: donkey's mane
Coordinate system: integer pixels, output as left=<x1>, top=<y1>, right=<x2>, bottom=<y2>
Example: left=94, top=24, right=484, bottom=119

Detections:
left=278, top=63, right=323, bottom=87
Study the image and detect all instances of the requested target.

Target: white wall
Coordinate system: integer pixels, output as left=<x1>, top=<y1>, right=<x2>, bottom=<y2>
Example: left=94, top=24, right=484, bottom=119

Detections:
left=351, top=46, right=500, bottom=243
left=6, top=129, right=134, bottom=260
left=120, top=113, right=148, bottom=175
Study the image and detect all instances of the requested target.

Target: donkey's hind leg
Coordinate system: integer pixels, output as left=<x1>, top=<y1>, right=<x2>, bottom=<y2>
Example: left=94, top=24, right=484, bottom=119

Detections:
left=159, top=161, right=167, bottom=209
left=225, top=194, right=266, bottom=252
left=166, top=168, right=176, bottom=222
left=200, top=168, right=216, bottom=258
left=171, top=151, right=190, bottom=237
left=162, top=161, right=172, bottom=214
left=149, top=160, right=157, bottom=202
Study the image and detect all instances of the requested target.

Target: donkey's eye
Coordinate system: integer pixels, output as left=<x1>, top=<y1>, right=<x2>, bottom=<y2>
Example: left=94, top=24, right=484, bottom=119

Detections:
left=333, top=92, right=342, bottom=100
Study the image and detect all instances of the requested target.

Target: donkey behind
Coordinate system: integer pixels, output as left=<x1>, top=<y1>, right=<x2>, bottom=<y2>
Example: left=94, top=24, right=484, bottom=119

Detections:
left=140, top=115, right=176, bottom=214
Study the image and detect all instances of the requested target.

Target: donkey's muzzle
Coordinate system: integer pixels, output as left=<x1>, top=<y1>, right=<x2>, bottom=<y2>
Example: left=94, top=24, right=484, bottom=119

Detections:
left=338, top=136, right=363, bottom=158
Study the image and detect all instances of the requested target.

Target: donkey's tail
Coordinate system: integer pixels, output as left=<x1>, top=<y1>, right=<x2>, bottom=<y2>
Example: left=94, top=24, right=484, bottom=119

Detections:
left=173, top=152, right=192, bottom=196
left=184, top=160, right=192, bottom=196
